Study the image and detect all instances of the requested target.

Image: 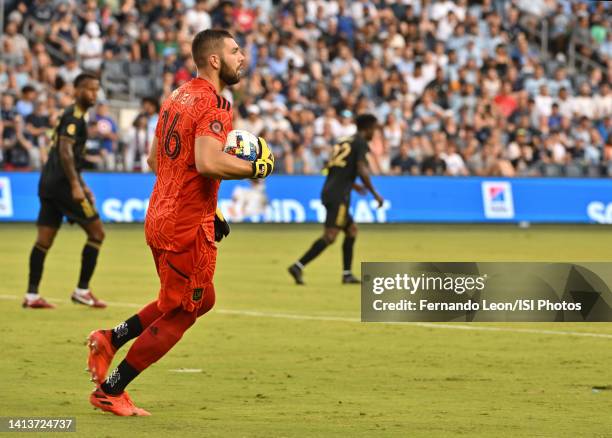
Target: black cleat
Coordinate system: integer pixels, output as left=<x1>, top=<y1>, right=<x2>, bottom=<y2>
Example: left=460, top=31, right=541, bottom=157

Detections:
left=342, top=273, right=361, bottom=284
left=288, top=264, right=304, bottom=285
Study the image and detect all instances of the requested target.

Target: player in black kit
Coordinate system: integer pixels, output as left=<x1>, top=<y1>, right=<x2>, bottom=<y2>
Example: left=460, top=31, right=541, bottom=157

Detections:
left=23, top=73, right=107, bottom=309
left=288, top=113, right=384, bottom=285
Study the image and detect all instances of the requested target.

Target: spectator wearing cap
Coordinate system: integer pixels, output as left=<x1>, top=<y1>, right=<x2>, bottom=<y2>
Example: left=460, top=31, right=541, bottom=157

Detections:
left=308, top=136, right=330, bottom=173
left=236, top=105, right=264, bottom=136
left=77, top=22, right=104, bottom=72
left=337, top=110, right=357, bottom=138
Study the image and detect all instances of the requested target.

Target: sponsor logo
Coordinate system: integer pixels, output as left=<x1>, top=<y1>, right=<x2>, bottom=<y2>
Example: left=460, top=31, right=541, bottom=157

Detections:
left=587, top=201, right=612, bottom=224
left=102, top=198, right=149, bottom=222
left=482, top=181, right=514, bottom=219
left=0, top=177, right=14, bottom=218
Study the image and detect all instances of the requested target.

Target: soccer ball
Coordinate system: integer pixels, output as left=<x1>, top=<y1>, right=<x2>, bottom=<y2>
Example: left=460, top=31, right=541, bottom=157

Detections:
left=224, top=129, right=260, bottom=162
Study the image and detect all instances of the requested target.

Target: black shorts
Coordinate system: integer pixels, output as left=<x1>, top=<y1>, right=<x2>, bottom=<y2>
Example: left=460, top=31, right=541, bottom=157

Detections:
left=324, top=201, right=353, bottom=229
left=37, top=190, right=99, bottom=228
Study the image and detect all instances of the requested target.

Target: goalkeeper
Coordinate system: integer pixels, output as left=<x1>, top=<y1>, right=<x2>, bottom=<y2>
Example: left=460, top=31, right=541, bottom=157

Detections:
left=86, top=29, right=273, bottom=417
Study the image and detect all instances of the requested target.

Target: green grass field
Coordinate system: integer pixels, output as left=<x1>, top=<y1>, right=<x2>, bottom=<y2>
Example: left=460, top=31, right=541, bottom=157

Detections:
left=1, top=223, right=612, bottom=437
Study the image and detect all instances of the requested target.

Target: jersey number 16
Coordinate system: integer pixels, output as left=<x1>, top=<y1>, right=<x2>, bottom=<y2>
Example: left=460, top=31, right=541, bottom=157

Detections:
left=161, top=110, right=182, bottom=159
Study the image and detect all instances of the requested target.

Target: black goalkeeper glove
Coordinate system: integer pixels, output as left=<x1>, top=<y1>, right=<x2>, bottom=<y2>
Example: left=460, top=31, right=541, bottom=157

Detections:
left=214, top=208, right=230, bottom=242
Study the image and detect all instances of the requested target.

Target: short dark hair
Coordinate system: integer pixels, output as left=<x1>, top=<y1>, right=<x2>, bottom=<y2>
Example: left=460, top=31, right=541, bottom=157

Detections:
left=74, top=72, right=99, bottom=88
left=191, top=29, right=235, bottom=68
left=356, top=113, right=378, bottom=132
left=142, top=96, right=160, bottom=112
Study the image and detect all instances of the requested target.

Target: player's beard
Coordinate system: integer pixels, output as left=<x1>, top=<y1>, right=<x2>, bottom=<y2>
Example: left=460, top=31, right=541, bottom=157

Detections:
left=219, top=58, right=241, bottom=86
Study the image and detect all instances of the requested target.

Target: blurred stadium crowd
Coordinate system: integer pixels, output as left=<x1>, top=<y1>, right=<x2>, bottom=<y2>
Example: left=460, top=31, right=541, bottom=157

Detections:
left=0, top=0, right=610, bottom=176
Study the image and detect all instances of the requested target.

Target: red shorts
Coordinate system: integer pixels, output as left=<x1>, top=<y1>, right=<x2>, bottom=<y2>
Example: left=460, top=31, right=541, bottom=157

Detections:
left=151, top=225, right=217, bottom=313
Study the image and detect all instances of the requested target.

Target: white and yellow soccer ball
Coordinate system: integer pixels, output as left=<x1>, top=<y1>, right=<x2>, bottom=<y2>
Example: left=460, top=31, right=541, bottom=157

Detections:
left=224, top=129, right=260, bottom=162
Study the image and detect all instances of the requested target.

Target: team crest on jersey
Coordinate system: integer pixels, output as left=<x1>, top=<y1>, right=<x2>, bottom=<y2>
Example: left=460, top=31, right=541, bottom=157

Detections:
left=66, top=123, right=76, bottom=135
left=192, top=288, right=203, bottom=302
left=210, top=120, right=222, bottom=134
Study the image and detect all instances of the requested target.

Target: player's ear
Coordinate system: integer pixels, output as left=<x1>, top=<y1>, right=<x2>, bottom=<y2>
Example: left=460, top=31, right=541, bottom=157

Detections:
left=209, top=53, right=220, bottom=70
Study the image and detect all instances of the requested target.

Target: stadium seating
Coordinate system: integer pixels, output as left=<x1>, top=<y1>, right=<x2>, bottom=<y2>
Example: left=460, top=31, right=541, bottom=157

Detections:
left=0, top=0, right=610, bottom=175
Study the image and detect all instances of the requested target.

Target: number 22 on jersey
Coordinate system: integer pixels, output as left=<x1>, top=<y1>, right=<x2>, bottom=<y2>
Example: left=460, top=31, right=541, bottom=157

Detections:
left=328, top=141, right=351, bottom=168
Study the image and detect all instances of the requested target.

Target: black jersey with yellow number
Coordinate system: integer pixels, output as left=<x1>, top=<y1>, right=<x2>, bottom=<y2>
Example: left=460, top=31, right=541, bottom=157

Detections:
left=39, top=104, right=88, bottom=197
left=321, top=134, right=369, bottom=204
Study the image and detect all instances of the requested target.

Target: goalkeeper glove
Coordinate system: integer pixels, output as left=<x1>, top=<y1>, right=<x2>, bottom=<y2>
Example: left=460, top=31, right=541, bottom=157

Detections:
left=214, top=208, right=230, bottom=242
left=251, top=137, right=274, bottom=178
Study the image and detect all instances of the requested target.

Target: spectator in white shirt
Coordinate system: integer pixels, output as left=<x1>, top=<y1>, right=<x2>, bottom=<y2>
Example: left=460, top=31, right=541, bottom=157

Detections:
left=572, top=83, right=595, bottom=119
left=185, top=0, right=212, bottom=35
left=236, top=105, right=265, bottom=136
left=442, top=141, right=468, bottom=175
left=77, top=22, right=103, bottom=72
left=535, top=84, right=553, bottom=117
left=406, top=62, right=429, bottom=98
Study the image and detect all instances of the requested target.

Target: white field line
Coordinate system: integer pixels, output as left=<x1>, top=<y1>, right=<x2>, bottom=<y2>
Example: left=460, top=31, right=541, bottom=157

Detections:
left=3, top=294, right=612, bottom=340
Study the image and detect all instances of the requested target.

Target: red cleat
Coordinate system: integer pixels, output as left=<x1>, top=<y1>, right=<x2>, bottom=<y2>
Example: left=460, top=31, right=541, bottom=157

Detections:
left=89, top=386, right=150, bottom=416
left=86, top=330, right=116, bottom=384
left=71, top=290, right=107, bottom=308
left=22, top=297, right=55, bottom=309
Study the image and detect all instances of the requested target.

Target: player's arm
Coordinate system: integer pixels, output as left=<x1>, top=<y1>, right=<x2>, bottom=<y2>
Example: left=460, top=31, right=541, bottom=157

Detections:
left=194, top=135, right=273, bottom=179
left=147, top=136, right=158, bottom=175
left=357, top=160, right=384, bottom=208
left=352, top=182, right=366, bottom=194
left=58, top=135, right=85, bottom=202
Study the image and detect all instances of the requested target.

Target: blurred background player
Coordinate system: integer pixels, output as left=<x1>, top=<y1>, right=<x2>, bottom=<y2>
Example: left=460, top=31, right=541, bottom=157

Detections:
left=288, top=114, right=384, bottom=285
left=227, top=179, right=268, bottom=222
left=86, top=29, right=274, bottom=416
left=23, top=72, right=107, bottom=309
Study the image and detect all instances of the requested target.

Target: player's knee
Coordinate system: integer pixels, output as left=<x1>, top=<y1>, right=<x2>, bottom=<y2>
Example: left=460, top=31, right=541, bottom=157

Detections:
left=197, top=287, right=216, bottom=317
left=346, top=224, right=358, bottom=238
left=324, top=230, right=338, bottom=244
left=88, top=228, right=105, bottom=243
left=36, top=232, right=56, bottom=249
